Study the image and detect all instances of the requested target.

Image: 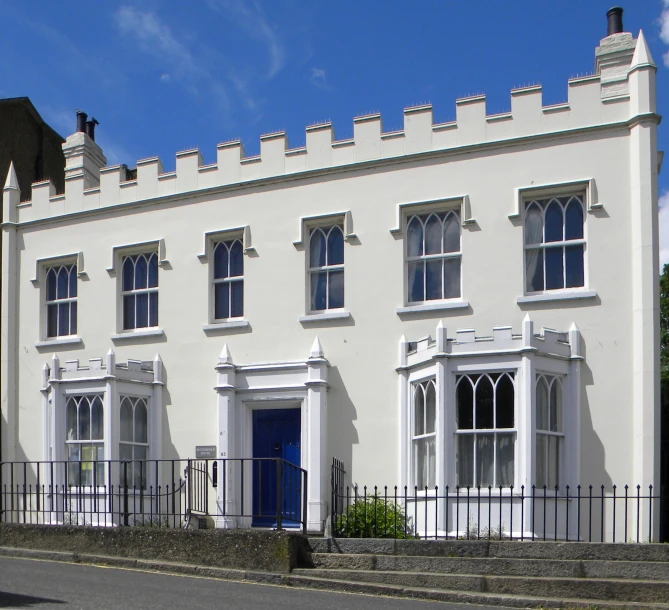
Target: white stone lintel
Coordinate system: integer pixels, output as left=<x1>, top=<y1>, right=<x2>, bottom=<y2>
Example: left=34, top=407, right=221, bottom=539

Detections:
left=293, top=211, right=355, bottom=247
left=390, top=195, right=474, bottom=235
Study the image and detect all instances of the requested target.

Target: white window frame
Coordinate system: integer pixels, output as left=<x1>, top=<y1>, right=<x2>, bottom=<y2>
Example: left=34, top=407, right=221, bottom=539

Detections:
left=308, top=224, right=345, bottom=313
left=33, top=254, right=84, bottom=348
left=212, top=238, right=244, bottom=322
left=120, top=251, right=159, bottom=331
left=64, top=393, right=105, bottom=488
left=119, top=396, right=150, bottom=490
left=44, top=262, right=78, bottom=339
left=535, top=373, right=565, bottom=490
left=405, top=207, right=462, bottom=306
left=411, top=379, right=437, bottom=490
left=454, top=372, right=517, bottom=489
left=107, top=240, right=168, bottom=339
left=198, top=227, right=252, bottom=332
left=523, top=189, right=588, bottom=296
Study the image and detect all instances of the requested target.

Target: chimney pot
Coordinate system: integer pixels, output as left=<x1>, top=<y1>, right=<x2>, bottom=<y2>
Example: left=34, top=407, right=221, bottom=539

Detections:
left=75, top=110, right=87, bottom=134
left=85, top=118, right=99, bottom=142
left=606, top=6, right=624, bottom=36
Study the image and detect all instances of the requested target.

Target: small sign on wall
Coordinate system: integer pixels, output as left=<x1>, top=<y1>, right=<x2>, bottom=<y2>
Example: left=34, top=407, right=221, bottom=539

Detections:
left=195, top=445, right=217, bottom=459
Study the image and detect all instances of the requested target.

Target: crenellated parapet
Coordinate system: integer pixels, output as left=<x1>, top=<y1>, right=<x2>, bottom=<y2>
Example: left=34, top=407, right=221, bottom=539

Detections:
left=400, top=316, right=580, bottom=370
left=44, top=351, right=161, bottom=387
left=8, top=31, right=656, bottom=225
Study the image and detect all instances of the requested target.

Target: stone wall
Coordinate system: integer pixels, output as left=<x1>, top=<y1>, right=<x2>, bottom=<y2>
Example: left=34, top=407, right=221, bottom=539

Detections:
left=0, top=524, right=310, bottom=573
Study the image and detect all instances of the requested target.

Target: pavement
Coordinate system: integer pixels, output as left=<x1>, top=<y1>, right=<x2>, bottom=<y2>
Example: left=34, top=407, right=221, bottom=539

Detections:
left=0, top=555, right=514, bottom=610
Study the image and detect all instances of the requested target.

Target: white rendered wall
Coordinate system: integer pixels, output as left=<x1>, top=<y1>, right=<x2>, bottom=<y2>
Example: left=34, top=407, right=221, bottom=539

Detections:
left=1, top=34, right=660, bottom=519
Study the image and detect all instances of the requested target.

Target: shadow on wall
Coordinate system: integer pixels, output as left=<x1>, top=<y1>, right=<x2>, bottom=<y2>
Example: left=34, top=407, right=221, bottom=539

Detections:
left=578, top=337, right=611, bottom=489
left=159, top=362, right=180, bottom=462
left=326, top=366, right=358, bottom=485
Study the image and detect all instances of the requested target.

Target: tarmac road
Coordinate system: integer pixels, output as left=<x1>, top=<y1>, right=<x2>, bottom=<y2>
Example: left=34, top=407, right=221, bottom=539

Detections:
left=0, top=556, right=512, bottom=610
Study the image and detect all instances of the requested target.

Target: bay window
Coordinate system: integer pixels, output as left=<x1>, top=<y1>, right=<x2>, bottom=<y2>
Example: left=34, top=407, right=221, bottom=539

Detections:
left=455, top=373, right=515, bottom=488
left=412, top=379, right=436, bottom=489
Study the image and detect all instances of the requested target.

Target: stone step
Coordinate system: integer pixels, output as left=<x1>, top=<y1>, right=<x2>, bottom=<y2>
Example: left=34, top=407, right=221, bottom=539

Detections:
left=309, top=537, right=669, bottom=562
left=311, top=552, right=669, bottom=580
left=285, top=573, right=669, bottom=610
left=293, top=568, right=669, bottom=604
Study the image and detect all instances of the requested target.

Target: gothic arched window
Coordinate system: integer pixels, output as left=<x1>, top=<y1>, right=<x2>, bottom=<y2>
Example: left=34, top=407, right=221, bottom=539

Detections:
left=406, top=210, right=461, bottom=303
left=122, top=252, right=158, bottom=330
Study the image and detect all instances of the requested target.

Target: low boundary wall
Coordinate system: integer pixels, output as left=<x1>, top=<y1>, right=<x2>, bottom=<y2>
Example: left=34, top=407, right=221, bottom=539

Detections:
left=0, top=524, right=310, bottom=573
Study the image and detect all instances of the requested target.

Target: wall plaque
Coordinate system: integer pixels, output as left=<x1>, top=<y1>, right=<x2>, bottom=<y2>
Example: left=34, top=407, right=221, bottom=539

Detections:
left=195, top=445, right=217, bottom=459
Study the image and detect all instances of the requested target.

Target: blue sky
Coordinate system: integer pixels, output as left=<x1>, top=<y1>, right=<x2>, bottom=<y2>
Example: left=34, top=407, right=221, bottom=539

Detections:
left=0, top=1, right=668, bottom=257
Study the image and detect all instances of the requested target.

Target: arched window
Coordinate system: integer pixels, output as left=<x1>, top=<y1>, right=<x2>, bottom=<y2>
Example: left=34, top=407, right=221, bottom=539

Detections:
left=309, top=225, right=344, bottom=311
left=65, top=395, right=104, bottom=486
left=455, top=373, right=515, bottom=488
left=524, top=194, right=585, bottom=293
left=536, top=374, right=564, bottom=489
left=412, top=379, right=436, bottom=489
left=213, top=239, right=244, bottom=319
left=406, top=210, right=461, bottom=303
left=46, top=264, right=77, bottom=337
left=122, top=253, right=158, bottom=330
left=120, top=396, right=149, bottom=489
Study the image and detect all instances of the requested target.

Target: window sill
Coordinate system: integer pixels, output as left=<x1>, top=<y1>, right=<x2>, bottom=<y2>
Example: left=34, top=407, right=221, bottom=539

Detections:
left=299, top=310, right=351, bottom=323
left=35, top=336, right=83, bottom=349
left=517, top=290, right=597, bottom=305
left=203, top=320, right=250, bottom=332
left=111, top=328, right=165, bottom=341
left=396, top=300, right=469, bottom=315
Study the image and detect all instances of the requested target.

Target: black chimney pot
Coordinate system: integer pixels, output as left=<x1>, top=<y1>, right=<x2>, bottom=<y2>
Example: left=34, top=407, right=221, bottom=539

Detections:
left=76, top=110, right=87, bottom=133
left=86, top=118, right=99, bottom=142
left=606, top=6, right=624, bottom=36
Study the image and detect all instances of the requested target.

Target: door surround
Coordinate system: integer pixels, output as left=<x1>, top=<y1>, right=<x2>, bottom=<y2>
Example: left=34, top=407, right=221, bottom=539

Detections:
left=214, top=339, right=328, bottom=532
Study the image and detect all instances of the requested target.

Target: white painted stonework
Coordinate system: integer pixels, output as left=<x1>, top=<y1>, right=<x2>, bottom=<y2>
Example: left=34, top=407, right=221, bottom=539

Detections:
left=0, top=28, right=661, bottom=534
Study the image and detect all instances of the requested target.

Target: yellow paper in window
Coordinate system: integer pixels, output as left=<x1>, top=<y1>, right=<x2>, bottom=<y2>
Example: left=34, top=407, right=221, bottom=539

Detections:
left=81, top=446, right=95, bottom=471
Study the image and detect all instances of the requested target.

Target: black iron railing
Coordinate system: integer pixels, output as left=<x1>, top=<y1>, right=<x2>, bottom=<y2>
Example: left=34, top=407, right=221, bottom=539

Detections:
left=330, top=473, right=667, bottom=543
left=0, top=458, right=307, bottom=533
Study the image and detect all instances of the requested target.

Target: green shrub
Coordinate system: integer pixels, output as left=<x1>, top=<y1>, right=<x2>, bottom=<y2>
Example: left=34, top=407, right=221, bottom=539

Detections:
left=334, top=495, right=416, bottom=538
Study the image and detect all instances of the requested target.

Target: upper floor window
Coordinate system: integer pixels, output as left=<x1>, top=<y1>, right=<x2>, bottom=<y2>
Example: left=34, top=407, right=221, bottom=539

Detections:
left=456, top=373, right=515, bottom=488
left=536, top=374, right=564, bottom=489
left=122, top=253, right=158, bottom=330
left=412, top=379, right=436, bottom=489
left=309, top=225, right=344, bottom=312
left=46, top=264, right=77, bottom=338
left=213, top=239, right=244, bottom=320
left=525, top=194, right=585, bottom=293
left=66, top=394, right=104, bottom=486
left=406, top=210, right=461, bottom=303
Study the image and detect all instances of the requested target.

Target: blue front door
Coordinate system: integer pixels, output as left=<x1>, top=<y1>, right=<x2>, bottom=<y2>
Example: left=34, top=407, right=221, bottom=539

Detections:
left=252, top=408, right=301, bottom=527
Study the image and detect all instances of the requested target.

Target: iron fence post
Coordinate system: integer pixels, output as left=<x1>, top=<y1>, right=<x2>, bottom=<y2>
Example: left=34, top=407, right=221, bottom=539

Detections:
left=123, top=461, right=129, bottom=526
left=302, top=469, right=308, bottom=534
left=276, top=459, right=283, bottom=531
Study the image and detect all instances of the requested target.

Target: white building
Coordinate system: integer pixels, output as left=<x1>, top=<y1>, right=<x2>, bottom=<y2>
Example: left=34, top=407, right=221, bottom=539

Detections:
left=0, top=12, right=662, bottom=536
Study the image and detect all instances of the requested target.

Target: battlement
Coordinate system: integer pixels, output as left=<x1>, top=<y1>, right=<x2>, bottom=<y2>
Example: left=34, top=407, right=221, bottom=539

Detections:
left=401, top=317, right=580, bottom=369
left=7, top=31, right=655, bottom=225
left=43, top=351, right=163, bottom=387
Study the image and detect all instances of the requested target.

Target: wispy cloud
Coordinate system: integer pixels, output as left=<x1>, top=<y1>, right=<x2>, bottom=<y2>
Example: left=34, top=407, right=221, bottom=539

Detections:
left=205, top=0, right=285, bottom=79
left=115, top=6, right=229, bottom=108
left=659, top=191, right=669, bottom=268
left=308, top=67, right=331, bottom=90
left=659, top=0, right=669, bottom=68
